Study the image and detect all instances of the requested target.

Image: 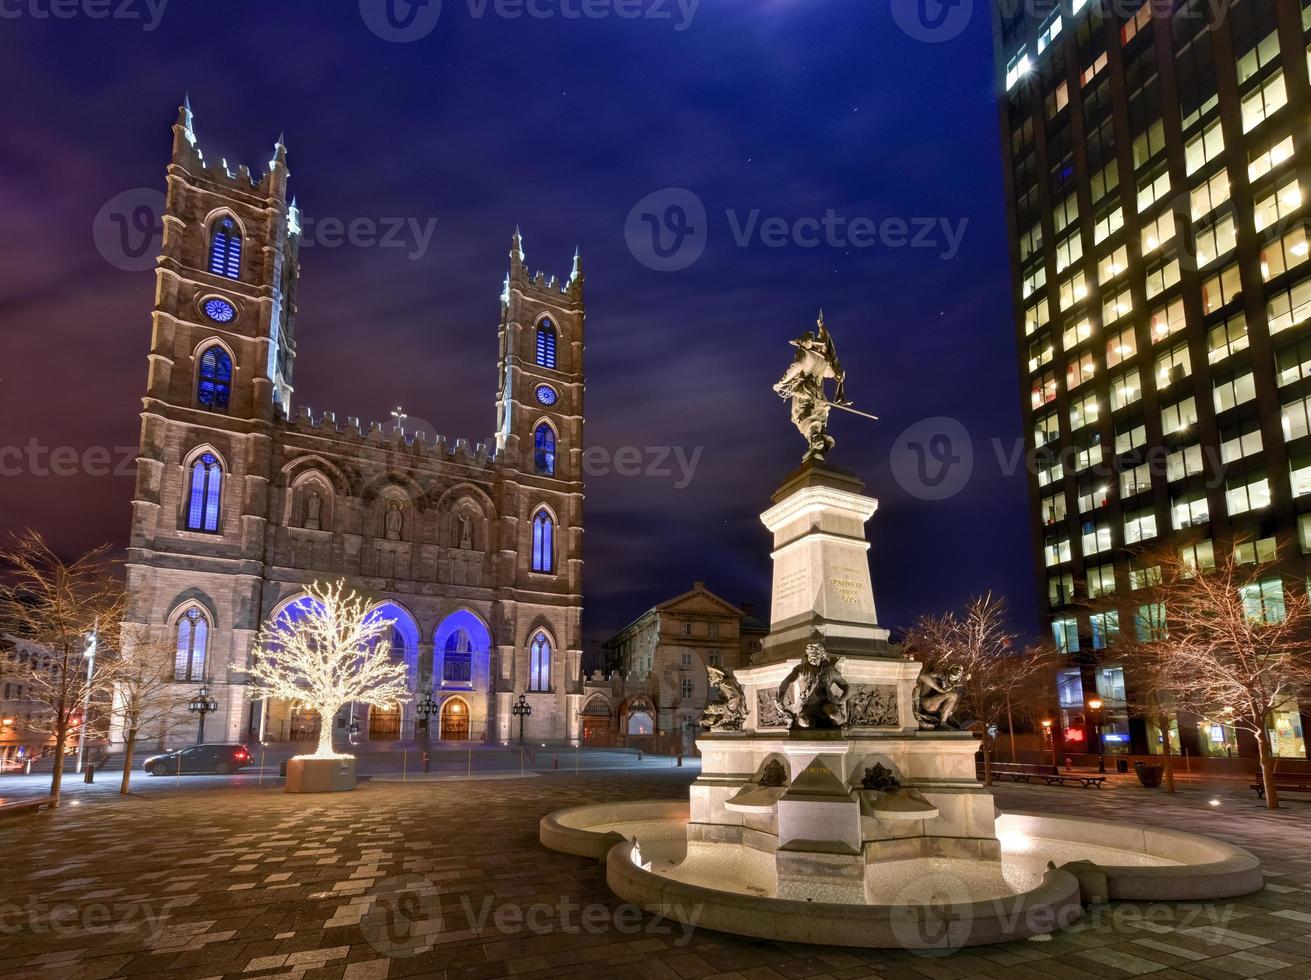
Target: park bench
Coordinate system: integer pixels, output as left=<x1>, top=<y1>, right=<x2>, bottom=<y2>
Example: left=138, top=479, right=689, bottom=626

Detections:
left=0, top=796, right=55, bottom=817
left=979, top=761, right=1106, bottom=789
left=1250, top=780, right=1311, bottom=799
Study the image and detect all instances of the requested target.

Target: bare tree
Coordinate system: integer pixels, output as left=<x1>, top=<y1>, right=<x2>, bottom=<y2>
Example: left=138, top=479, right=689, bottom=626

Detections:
left=108, top=623, right=189, bottom=794
left=0, top=532, right=126, bottom=806
left=247, top=580, right=410, bottom=758
left=904, top=593, right=1054, bottom=786
left=1148, top=547, right=1311, bottom=809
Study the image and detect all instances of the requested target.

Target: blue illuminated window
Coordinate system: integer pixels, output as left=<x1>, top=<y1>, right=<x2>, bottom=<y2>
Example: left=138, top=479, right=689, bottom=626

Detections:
left=174, top=608, right=209, bottom=681
left=535, top=385, right=558, bottom=407
left=529, top=632, right=552, bottom=691
left=531, top=510, right=554, bottom=573
left=186, top=452, right=223, bottom=533
left=535, top=320, right=557, bottom=369
left=443, top=629, right=473, bottom=684
left=534, top=424, right=556, bottom=476
left=204, top=298, right=236, bottom=323
left=173, top=605, right=208, bottom=681
left=208, top=216, right=242, bottom=279
left=197, top=346, right=233, bottom=412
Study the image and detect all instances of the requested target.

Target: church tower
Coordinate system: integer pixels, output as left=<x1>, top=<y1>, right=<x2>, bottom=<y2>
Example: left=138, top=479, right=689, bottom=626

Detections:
left=124, top=99, right=302, bottom=742
left=491, top=231, right=587, bottom=740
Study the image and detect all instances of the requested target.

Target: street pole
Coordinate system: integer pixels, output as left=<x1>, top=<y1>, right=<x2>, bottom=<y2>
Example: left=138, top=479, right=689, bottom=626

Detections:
left=75, top=631, right=97, bottom=774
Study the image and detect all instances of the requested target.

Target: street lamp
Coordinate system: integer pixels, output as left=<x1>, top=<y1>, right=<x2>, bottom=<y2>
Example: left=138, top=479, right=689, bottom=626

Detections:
left=415, top=689, right=438, bottom=742
left=1087, top=697, right=1106, bottom=773
left=512, top=693, right=532, bottom=746
left=188, top=683, right=219, bottom=745
left=75, top=628, right=97, bottom=773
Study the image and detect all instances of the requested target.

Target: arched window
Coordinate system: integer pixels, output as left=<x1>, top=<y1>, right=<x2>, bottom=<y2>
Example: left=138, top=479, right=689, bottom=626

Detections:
left=535, top=320, right=557, bottom=369
left=174, top=608, right=209, bottom=681
left=443, top=629, right=473, bottom=684
left=529, top=632, right=552, bottom=692
left=186, top=453, right=223, bottom=533
left=208, top=216, right=243, bottom=279
left=197, top=346, right=233, bottom=412
left=531, top=510, right=554, bottom=573
left=534, top=424, right=556, bottom=476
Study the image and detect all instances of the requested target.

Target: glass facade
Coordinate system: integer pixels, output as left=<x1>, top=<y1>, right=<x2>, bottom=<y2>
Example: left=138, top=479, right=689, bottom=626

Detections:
left=996, top=0, right=1311, bottom=759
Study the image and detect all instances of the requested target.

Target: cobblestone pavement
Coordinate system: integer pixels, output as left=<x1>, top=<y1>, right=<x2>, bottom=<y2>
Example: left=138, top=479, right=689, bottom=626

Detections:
left=1, top=771, right=1310, bottom=979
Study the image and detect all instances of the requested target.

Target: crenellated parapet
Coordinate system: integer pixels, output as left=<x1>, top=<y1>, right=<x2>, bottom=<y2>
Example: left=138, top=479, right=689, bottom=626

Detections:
left=287, top=406, right=498, bottom=467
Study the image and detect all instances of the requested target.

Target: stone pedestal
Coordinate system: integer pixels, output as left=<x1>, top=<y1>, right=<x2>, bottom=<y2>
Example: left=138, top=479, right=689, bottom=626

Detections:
left=759, top=460, right=891, bottom=661
left=285, top=755, right=357, bottom=793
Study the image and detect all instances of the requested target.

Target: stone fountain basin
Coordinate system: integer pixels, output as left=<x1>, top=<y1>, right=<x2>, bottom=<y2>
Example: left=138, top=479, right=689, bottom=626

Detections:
left=539, top=800, right=1263, bottom=948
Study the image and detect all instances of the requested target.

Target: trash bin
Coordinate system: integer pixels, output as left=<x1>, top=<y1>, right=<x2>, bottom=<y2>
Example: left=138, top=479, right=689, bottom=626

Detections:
left=1134, top=761, right=1164, bottom=788
left=1116, top=757, right=1130, bottom=774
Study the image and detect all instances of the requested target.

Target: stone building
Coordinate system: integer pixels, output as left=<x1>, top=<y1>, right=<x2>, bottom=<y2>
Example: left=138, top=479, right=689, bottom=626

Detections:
left=121, top=101, right=586, bottom=750
left=600, top=583, right=767, bottom=749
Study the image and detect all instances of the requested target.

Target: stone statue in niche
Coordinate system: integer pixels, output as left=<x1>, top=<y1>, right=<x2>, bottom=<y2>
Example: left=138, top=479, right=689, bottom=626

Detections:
left=913, top=664, right=968, bottom=730
left=384, top=502, right=404, bottom=541
left=776, top=640, right=850, bottom=730
left=457, top=512, right=473, bottom=550
left=305, top=491, right=322, bottom=531
left=699, top=667, right=746, bottom=733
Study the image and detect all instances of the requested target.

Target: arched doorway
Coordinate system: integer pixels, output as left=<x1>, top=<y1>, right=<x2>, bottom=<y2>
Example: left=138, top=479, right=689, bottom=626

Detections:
left=581, top=697, right=614, bottom=744
left=440, top=697, right=470, bottom=741
left=369, top=704, right=401, bottom=741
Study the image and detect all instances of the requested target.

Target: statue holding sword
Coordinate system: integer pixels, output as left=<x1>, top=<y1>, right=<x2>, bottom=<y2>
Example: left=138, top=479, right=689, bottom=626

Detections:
left=774, top=311, right=877, bottom=461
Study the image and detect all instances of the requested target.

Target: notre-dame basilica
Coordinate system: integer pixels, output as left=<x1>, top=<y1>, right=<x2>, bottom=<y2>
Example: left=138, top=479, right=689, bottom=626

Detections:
left=122, top=100, right=586, bottom=748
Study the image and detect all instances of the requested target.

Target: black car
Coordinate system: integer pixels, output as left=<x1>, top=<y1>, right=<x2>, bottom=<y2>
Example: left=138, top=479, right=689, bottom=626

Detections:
left=143, top=743, right=253, bottom=776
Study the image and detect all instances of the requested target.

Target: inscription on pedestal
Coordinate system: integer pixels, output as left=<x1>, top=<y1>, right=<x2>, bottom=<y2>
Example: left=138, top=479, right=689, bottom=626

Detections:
left=829, top=564, right=864, bottom=606
left=776, top=568, right=807, bottom=607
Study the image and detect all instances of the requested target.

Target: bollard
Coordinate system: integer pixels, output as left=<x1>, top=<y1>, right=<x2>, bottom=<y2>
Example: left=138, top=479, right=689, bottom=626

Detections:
left=84, top=764, right=94, bottom=784
left=553, top=754, right=558, bottom=770
left=423, top=751, right=431, bottom=774
left=1064, top=756, right=1073, bottom=772
left=637, top=749, right=643, bottom=762
left=676, top=753, right=683, bottom=768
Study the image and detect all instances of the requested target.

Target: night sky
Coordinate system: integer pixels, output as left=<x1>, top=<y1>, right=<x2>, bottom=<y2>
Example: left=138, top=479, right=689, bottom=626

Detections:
left=0, top=0, right=1037, bottom=640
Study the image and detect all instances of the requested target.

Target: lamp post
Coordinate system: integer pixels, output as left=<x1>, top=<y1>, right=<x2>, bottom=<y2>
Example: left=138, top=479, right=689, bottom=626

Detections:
left=415, top=689, right=438, bottom=743
left=75, top=629, right=97, bottom=774
left=512, top=693, right=532, bottom=747
left=188, top=683, right=219, bottom=745
left=1087, top=697, right=1106, bottom=773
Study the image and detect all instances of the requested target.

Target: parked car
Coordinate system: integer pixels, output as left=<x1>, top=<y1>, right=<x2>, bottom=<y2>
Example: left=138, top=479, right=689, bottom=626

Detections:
left=143, top=743, right=253, bottom=776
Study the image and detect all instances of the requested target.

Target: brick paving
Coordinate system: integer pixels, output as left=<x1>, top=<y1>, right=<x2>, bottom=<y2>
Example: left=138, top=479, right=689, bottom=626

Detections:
left=1, top=771, right=1310, bottom=979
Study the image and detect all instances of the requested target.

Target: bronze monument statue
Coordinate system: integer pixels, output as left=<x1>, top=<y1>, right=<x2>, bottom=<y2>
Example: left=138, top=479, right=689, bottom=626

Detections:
left=700, top=666, right=747, bottom=733
left=913, top=664, right=967, bottom=730
left=774, top=312, right=874, bottom=461
left=776, top=639, right=850, bottom=730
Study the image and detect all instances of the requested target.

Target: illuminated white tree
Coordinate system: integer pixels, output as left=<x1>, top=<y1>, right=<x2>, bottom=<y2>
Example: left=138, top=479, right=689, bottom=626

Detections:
left=247, top=581, right=409, bottom=759
left=1147, top=547, right=1311, bottom=809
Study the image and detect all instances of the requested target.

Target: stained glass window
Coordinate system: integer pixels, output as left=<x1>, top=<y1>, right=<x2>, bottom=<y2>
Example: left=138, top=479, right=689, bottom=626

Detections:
left=443, top=629, right=473, bottom=684
left=175, top=608, right=209, bottom=681
left=535, top=385, right=558, bottom=407
left=197, top=346, right=233, bottom=412
left=534, top=423, right=556, bottom=476
left=186, top=453, right=223, bottom=533
left=532, top=510, right=554, bottom=573
left=529, top=632, right=551, bottom=692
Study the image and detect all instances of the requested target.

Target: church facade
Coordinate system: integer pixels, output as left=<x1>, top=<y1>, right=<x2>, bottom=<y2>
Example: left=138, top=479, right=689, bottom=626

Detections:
left=121, top=101, right=586, bottom=749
